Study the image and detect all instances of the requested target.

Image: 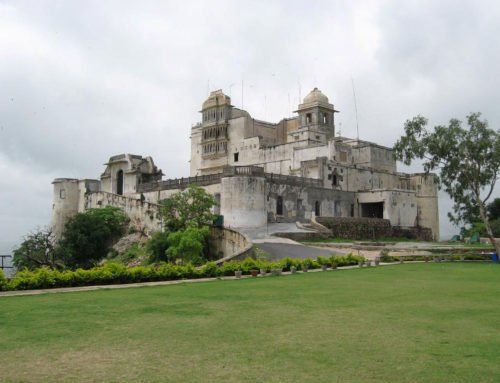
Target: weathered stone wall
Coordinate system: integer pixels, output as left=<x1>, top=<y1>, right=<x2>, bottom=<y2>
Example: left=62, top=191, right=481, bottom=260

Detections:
left=317, top=217, right=392, bottom=240
left=391, top=226, right=433, bottom=241
left=85, top=192, right=162, bottom=234
left=220, top=175, right=267, bottom=228
left=210, top=227, right=253, bottom=264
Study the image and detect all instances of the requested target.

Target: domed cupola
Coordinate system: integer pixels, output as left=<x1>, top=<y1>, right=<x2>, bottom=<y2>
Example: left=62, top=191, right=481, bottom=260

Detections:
left=294, top=87, right=339, bottom=141
left=302, top=87, right=330, bottom=105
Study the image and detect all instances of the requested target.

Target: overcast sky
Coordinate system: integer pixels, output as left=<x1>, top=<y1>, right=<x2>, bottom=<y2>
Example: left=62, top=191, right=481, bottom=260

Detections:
left=1, top=0, right=499, bottom=252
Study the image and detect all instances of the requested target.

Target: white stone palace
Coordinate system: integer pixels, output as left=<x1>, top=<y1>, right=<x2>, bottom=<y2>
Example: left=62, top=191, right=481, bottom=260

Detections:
left=51, top=88, right=439, bottom=241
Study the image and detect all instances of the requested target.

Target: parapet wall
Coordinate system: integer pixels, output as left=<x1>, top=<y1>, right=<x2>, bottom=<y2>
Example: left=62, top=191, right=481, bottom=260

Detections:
left=211, top=226, right=253, bottom=264
left=317, top=217, right=392, bottom=240
left=85, top=192, right=162, bottom=234
left=313, top=217, right=433, bottom=241
left=85, top=192, right=253, bottom=261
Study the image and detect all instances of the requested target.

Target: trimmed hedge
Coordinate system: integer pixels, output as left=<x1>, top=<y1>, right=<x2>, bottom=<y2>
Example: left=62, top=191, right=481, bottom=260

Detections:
left=379, top=253, right=495, bottom=263
left=1, top=254, right=365, bottom=291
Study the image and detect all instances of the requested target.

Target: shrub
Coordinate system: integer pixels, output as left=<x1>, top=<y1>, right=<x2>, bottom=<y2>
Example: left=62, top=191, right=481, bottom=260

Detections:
left=156, top=262, right=180, bottom=280
left=59, top=206, right=128, bottom=269
left=199, top=262, right=221, bottom=278
left=146, top=231, right=170, bottom=263
left=220, top=261, right=241, bottom=276
left=279, top=257, right=301, bottom=271
left=316, top=256, right=330, bottom=266
left=166, top=227, right=209, bottom=266
left=0, top=269, right=8, bottom=291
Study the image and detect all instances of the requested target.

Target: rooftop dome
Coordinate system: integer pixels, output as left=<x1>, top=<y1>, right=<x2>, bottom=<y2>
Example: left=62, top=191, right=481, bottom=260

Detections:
left=202, top=89, right=231, bottom=110
left=303, top=87, right=329, bottom=104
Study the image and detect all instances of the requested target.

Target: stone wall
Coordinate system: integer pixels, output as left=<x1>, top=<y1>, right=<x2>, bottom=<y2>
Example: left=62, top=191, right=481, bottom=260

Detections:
left=210, top=227, right=253, bottom=264
left=85, top=192, right=162, bottom=234
left=391, top=226, right=433, bottom=241
left=317, top=217, right=392, bottom=240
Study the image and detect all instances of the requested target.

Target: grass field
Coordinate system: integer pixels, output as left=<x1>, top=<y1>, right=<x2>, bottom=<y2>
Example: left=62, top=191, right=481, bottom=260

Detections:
left=1, top=263, right=500, bottom=382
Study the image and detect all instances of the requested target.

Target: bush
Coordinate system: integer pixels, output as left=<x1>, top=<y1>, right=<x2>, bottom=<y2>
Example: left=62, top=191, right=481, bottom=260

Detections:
left=0, top=269, right=8, bottom=291
left=199, top=262, right=221, bottom=278
left=166, top=227, right=209, bottom=266
left=15, top=254, right=494, bottom=292
left=146, top=231, right=170, bottom=263
left=59, top=206, right=128, bottom=269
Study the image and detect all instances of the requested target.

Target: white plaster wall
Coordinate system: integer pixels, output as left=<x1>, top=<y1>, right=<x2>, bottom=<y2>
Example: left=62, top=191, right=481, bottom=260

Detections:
left=51, top=179, right=80, bottom=240
left=189, top=125, right=202, bottom=176
left=357, top=190, right=417, bottom=227
left=411, top=174, right=440, bottom=240
left=221, top=176, right=266, bottom=228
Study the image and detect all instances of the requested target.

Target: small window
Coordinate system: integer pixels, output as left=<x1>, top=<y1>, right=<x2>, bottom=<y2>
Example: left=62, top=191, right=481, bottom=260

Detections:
left=323, top=113, right=328, bottom=124
left=234, top=153, right=239, bottom=162
left=60, top=189, right=66, bottom=199
left=340, top=151, right=347, bottom=162
left=294, top=135, right=299, bottom=141
left=277, top=196, right=283, bottom=215
left=306, top=113, right=312, bottom=124
left=316, top=135, right=320, bottom=140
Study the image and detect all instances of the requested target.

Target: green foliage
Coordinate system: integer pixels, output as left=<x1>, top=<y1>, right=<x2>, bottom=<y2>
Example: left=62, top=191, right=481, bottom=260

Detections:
left=18, top=254, right=499, bottom=292
left=488, top=198, right=500, bottom=220
left=160, top=184, right=216, bottom=232
left=0, top=269, right=7, bottom=291
left=394, top=113, right=500, bottom=253
left=59, top=206, right=128, bottom=269
left=146, top=231, right=170, bottom=263
left=166, top=227, right=209, bottom=266
left=12, top=228, right=63, bottom=271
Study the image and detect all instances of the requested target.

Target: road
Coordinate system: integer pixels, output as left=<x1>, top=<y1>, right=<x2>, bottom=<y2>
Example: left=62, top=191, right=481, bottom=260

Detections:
left=236, top=223, right=346, bottom=261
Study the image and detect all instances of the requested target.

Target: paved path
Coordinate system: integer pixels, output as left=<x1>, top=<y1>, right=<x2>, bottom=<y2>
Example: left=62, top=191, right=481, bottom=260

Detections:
left=236, top=223, right=346, bottom=261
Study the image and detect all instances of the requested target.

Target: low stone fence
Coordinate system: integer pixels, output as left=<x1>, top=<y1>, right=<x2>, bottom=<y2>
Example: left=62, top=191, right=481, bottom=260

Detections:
left=139, top=173, right=222, bottom=192
left=85, top=192, right=162, bottom=234
left=317, top=217, right=392, bottom=240
left=211, top=227, right=253, bottom=264
left=391, top=226, right=433, bottom=241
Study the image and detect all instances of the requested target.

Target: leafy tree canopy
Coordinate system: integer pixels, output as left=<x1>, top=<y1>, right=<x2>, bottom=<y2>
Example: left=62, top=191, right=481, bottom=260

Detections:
left=59, top=206, right=128, bottom=269
left=160, top=184, right=216, bottom=231
left=488, top=198, right=500, bottom=221
left=394, top=113, right=500, bottom=253
left=166, top=226, right=210, bottom=266
left=13, top=228, right=64, bottom=271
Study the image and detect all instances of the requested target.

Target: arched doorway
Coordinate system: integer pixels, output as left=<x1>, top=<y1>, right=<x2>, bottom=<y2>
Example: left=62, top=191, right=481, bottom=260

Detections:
left=116, top=170, right=124, bottom=195
left=276, top=196, right=283, bottom=215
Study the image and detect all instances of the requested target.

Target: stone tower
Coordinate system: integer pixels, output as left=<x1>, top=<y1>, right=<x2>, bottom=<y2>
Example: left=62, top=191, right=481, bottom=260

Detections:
left=293, top=87, right=338, bottom=143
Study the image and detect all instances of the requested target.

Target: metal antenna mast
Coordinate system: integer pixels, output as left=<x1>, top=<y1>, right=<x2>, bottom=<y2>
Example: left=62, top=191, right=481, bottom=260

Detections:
left=351, top=76, right=360, bottom=141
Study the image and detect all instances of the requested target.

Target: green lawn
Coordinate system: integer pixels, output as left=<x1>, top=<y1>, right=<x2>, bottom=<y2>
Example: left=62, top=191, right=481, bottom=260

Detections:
left=1, top=264, right=500, bottom=382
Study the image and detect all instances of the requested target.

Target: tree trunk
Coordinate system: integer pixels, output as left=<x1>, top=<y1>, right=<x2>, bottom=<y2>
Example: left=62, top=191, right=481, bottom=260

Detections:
left=478, top=200, right=500, bottom=255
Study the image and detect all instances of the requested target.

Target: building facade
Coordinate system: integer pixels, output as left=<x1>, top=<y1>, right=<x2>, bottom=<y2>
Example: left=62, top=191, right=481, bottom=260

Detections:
left=51, top=88, right=440, bottom=240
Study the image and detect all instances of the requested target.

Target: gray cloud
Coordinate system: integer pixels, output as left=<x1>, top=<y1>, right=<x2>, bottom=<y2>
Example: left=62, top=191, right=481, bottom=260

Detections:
left=0, top=0, right=498, bottom=250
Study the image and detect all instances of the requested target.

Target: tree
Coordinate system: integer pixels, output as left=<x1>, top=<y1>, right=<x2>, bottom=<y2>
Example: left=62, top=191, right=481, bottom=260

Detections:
left=394, top=113, right=500, bottom=254
left=59, top=206, right=128, bottom=269
left=160, top=184, right=217, bottom=231
left=166, top=226, right=210, bottom=265
left=12, top=228, right=64, bottom=271
left=145, top=231, right=170, bottom=263
left=487, top=198, right=500, bottom=221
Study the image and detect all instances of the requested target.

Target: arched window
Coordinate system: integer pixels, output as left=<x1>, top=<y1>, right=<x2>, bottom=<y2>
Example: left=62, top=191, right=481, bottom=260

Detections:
left=116, top=170, right=124, bottom=195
